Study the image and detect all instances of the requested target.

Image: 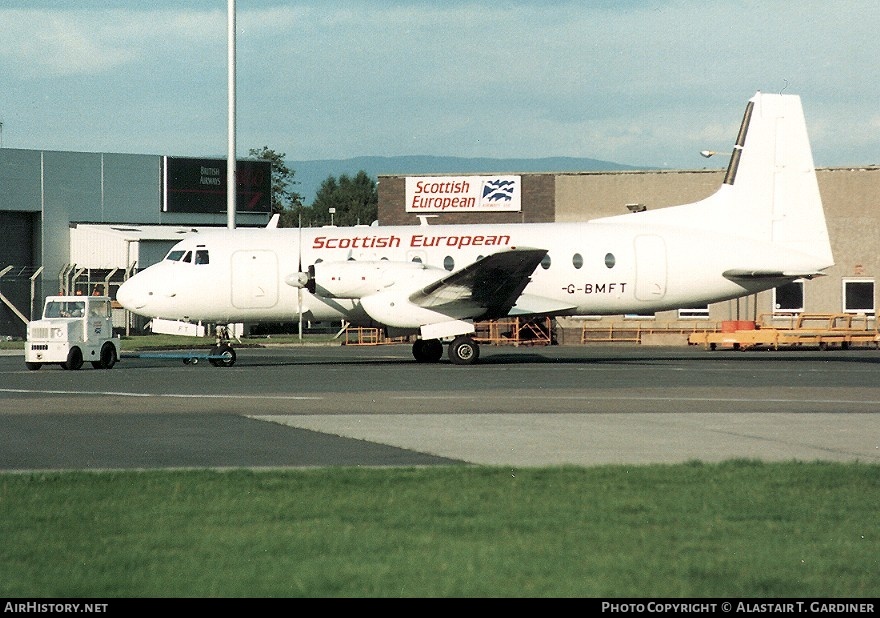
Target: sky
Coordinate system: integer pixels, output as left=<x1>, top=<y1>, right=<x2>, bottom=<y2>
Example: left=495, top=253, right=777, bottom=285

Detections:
left=1, top=0, right=878, bottom=169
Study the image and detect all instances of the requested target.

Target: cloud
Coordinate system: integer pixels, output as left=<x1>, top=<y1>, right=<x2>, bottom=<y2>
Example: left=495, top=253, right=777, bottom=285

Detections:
left=0, top=1, right=877, bottom=167
left=0, top=10, right=146, bottom=77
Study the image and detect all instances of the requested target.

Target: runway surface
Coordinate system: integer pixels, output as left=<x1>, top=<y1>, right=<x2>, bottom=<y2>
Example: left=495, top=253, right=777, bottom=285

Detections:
left=1, top=343, right=879, bottom=470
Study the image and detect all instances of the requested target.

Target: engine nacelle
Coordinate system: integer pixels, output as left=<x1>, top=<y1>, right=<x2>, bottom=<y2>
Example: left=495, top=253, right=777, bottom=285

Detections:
left=307, top=260, right=444, bottom=299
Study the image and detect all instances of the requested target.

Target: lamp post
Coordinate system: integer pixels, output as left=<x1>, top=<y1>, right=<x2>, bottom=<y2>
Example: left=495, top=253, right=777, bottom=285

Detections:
left=329, top=207, right=336, bottom=226
left=700, top=150, right=731, bottom=158
left=227, top=0, right=236, bottom=230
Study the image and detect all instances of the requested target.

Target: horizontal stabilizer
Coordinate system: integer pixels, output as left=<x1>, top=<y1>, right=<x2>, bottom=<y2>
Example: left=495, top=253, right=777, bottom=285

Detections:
left=723, top=269, right=826, bottom=281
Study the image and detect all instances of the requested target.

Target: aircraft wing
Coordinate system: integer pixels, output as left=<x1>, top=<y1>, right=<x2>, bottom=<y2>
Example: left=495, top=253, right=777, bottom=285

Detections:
left=409, top=248, right=550, bottom=320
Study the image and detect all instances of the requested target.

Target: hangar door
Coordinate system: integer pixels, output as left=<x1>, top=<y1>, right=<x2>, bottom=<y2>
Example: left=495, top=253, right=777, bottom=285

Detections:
left=231, top=250, right=278, bottom=309
left=634, top=235, right=667, bottom=301
left=0, top=212, right=38, bottom=338
left=0, top=211, right=35, bottom=267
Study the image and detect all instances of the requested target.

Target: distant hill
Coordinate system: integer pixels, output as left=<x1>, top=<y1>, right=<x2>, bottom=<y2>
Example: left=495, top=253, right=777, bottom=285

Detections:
left=287, top=155, right=640, bottom=206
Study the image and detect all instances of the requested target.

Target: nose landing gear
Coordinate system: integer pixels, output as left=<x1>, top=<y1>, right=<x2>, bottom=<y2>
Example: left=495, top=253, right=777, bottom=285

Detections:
left=209, top=325, right=237, bottom=367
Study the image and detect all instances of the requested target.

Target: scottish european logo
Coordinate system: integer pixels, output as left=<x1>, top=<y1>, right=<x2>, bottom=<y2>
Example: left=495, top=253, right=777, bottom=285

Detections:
left=481, top=178, right=515, bottom=206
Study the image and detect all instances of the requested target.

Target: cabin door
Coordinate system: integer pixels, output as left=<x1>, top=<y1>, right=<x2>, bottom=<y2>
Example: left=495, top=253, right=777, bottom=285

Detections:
left=634, top=235, right=667, bottom=301
left=231, top=250, right=279, bottom=309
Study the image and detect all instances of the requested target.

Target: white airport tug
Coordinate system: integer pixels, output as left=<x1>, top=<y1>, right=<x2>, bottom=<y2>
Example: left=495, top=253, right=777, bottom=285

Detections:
left=25, top=295, right=120, bottom=370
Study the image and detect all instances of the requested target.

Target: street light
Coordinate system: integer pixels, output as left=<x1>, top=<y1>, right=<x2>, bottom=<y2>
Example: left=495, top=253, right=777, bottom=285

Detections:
left=329, top=207, right=335, bottom=226
left=700, top=150, right=731, bottom=158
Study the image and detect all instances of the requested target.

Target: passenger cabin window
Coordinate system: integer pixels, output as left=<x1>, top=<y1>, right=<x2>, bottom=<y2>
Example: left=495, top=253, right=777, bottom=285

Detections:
left=572, top=253, right=583, bottom=269
left=540, top=254, right=551, bottom=270
left=444, top=256, right=455, bottom=271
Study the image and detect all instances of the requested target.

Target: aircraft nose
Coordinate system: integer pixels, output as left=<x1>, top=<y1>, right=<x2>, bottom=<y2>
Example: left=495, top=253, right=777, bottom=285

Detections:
left=116, top=278, right=146, bottom=311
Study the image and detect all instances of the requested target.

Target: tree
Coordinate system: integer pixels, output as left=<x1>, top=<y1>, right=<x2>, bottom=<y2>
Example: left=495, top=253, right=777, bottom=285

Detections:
left=247, top=146, right=303, bottom=226
left=311, top=170, right=378, bottom=227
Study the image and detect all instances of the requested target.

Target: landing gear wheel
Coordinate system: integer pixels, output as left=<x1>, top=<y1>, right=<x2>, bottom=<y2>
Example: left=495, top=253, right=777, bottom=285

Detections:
left=209, top=344, right=236, bottom=367
left=62, top=347, right=83, bottom=370
left=412, top=338, right=443, bottom=363
left=448, top=336, right=480, bottom=365
left=25, top=362, right=42, bottom=371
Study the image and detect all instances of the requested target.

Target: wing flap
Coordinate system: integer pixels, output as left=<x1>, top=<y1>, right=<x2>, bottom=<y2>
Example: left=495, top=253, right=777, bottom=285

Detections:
left=409, top=248, right=548, bottom=320
left=509, top=293, right=577, bottom=316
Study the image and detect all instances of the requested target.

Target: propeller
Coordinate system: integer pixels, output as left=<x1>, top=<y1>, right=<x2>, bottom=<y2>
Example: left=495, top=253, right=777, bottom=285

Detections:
left=281, top=215, right=314, bottom=341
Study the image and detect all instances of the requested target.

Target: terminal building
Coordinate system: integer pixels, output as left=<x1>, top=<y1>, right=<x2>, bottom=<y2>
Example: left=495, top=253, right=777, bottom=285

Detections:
left=0, top=147, right=271, bottom=338
left=1, top=145, right=878, bottom=342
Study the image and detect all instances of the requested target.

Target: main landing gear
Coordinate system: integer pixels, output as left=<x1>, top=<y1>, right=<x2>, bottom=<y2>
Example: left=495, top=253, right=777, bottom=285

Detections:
left=412, top=335, right=481, bottom=365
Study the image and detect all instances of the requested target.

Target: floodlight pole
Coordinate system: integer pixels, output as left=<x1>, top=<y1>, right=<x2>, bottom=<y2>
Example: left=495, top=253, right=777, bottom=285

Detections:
left=227, top=0, right=236, bottom=229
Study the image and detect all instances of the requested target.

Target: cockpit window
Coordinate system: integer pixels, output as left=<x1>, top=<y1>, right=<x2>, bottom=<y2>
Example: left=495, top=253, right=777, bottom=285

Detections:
left=165, top=249, right=205, bottom=264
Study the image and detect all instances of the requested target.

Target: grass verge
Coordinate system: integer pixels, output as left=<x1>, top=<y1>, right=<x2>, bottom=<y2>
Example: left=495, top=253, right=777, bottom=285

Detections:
left=1, top=461, right=877, bottom=597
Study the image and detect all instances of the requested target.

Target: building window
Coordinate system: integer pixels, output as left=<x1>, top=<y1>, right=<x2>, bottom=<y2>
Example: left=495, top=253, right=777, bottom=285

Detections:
left=678, top=305, right=709, bottom=319
left=773, top=281, right=804, bottom=315
left=843, top=279, right=875, bottom=316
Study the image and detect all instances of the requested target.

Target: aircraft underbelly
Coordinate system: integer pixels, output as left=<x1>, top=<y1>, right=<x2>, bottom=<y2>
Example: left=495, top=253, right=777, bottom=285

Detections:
left=634, top=235, right=667, bottom=301
left=231, top=250, right=279, bottom=309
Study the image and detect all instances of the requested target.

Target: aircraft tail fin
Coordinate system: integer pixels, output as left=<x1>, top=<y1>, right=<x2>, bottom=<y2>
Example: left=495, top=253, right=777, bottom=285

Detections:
left=600, top=92, right=834, bottom=269
left=721, top=92, right=833, bottom=266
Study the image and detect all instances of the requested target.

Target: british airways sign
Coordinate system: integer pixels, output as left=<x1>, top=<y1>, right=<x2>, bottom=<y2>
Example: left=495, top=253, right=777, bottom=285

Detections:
left=405, top=175, right=521, bottom=213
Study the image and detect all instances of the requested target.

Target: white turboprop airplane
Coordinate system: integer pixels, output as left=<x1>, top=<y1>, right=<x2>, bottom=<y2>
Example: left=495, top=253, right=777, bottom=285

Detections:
left=116, top=92, right=834, bottom=365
